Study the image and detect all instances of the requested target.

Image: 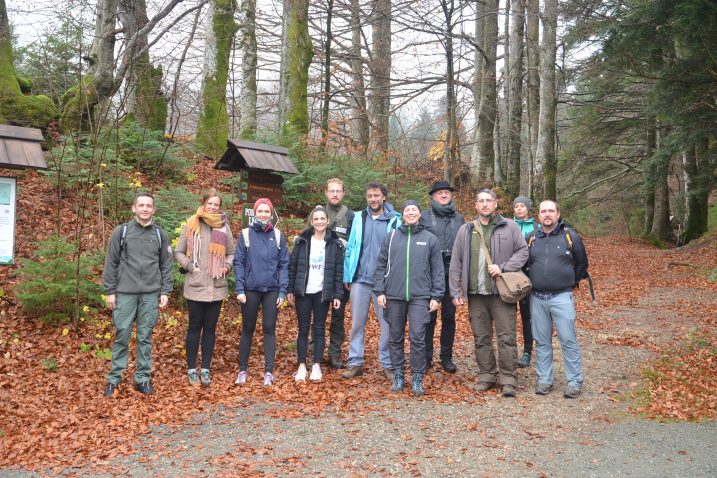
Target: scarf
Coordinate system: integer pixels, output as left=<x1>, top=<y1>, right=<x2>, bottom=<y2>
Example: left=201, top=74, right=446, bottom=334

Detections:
left=430, top=199, right=457, bottom=217
left=185, top=207, right=228, bottom=278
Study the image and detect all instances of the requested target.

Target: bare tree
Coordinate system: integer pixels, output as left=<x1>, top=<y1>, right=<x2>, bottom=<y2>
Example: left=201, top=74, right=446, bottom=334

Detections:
left=534, top=0, right=556, bottom=200
left=505, top=0, right=524, bottom=198
left=368, top=0, right=391, bottom=157
left=238, top=0, right=257, bottom=138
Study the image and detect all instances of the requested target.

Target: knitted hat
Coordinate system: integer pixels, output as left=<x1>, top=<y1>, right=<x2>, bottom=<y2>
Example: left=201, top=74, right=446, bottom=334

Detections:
left=402, top=199, right=421, bottom=212
left=512, top=195, right=532, bottom=210
left=253, top=198, right=274, bottom=213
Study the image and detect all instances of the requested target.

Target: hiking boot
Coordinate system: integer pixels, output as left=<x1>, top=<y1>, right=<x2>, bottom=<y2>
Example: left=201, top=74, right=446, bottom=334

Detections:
left=310, top=363, right=323, bottom=382
left=263, top=372, right=274, bottom=387
left=391, top=369, right=405, bottom=392
left=441, top=359, right=458, bottom=374
left=200, top=369, right=211, bottom=387
left=476, top=382, right=496, bottom=392
left=103, top=382, right=119, bottom=398
left=294, top=364, right=307, bottom=382
left=501, top=384, right=516, bottom=398
left=563, top=385, right=581, bottom=399
left=329, top=357, right=345, bottom=369
left=411, top=373, right=425, bottom=397
left=235, top=370, right=248, bottom=385
left=134, top=381, right=155, bottom=395
left=342, top=365, right=364, bottom=379
left=383, top=368, right=394, bottom=381
left=516, top=352, right=531, bottom=368
left=187, top=369, right=200, bottom=387
left=535, top=383, right=553, bottom=395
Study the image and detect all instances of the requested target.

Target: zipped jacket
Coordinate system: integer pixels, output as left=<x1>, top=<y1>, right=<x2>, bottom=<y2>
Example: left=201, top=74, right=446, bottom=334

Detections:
left=514, top=217, right=535, bottom=238
left=289, top=227, right=345, bottom=302
left=343, top=202, right=402, bottom=283
left=233, top=222, right=289, bottom=297
left=448, top=215, right=528, bottom=299
left=102, top=219, right=174, bottom=295
left=526, top=220, right=588, bottom=293
left=372, top=223, right=445, bottom=301
left=420, top=206, right=465, bottom=270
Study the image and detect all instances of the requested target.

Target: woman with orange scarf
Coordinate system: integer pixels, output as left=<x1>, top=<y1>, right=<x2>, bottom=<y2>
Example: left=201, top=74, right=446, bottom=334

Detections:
left=174, top=190, right=235, bottom=386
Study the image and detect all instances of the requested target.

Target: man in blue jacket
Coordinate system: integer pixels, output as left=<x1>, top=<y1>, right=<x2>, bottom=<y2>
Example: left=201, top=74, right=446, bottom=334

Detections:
left=342, top=182, right=401, bottom=380
left=526, top=200, right=588, bottom=399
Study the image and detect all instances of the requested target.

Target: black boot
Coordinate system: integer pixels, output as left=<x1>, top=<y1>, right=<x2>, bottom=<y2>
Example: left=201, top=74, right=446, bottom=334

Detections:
left=412, top=373, right=424, bottom=397
left=391, top=369, right=405, bottom=392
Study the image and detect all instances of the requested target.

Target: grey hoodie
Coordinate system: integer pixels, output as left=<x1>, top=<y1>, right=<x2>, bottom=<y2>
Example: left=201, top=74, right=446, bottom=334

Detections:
left=372, top=223, right=445, bottom=301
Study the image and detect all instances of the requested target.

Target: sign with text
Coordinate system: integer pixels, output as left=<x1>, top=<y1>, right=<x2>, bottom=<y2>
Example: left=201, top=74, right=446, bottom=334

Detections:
left=0, top=177, right=17, bottom=265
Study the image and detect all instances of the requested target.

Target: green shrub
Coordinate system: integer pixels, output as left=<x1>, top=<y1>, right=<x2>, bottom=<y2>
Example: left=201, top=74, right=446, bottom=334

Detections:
left=16, top=235, right=103, bottom=324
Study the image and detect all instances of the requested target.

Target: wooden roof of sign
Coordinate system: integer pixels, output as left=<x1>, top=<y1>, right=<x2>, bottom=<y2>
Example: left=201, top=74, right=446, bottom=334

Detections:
left=0, top=124, right=47, bottom=170
left=215, top=140, right=299, bottom=175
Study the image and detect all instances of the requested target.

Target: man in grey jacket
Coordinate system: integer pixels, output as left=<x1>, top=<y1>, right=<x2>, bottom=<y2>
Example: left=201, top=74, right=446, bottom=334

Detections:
left=102, top=192, right=174, bottom=397
left=449, top=189, right=528, bottom=397
left=374, top=200, right=444, bottom=396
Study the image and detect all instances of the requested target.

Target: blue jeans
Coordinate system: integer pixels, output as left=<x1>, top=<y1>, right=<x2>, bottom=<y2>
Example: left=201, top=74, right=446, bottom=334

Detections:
left=530, top=291, right=584, bottom=387
left=347, top=282, right=391, bottom=368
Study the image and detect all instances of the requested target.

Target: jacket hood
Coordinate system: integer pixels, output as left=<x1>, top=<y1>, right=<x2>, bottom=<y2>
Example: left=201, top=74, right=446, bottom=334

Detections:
left=399, top=222, right=425, bottom=234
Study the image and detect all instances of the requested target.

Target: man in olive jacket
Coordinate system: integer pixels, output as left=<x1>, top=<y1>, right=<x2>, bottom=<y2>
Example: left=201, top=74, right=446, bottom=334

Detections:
left=102, top=192, right=174, bottom=397
left=449, top=189, right=528, bottom=397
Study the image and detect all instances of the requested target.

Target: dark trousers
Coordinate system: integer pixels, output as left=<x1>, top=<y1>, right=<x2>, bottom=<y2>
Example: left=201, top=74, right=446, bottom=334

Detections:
left=386, top=298, right=431, bottom=373
left=519, top=296, right=533, bottom=355
left=296, top=292, right=330, bottom=364
left=186, top=299, right=223, bottom=370
left=239, top=290, right=279, bottom=373
left=425, top=280, right=456, bottom=365
left=327, top=295, right=347, bottom=360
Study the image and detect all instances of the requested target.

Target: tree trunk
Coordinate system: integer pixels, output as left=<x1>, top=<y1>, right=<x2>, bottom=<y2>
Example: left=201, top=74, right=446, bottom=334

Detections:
left=281, top=0, right=314, bottom=141
left=118, top=0, right=167, bottom=131
left=649, top=125, right=671, bottom=242
left=525, top=0, right=539, bottom=193
left=278, top=4, right=290, bottom=130
left=506, top=0, right=525, bottom=199
left=642, top=117, right=656, bottom=236
left=195, top=0, right=238, bottom=158
left=533, top=0, right=557, bottom=200
left=441, top=0, right=458, bottom=182
left=369, top=0, right=391, bottom=158
left=320, top=0, right=335, bottom=152
left=0, top=0, right=57, bottom=129
left=349, top=0, right=369, bottom=156
left=471, top=0, right=498, bottom=183
left=469, top=0, right=486, bottom=177
left=682, top=137, right=711, bottom=243
left=238, top=0, right=257, bottom=139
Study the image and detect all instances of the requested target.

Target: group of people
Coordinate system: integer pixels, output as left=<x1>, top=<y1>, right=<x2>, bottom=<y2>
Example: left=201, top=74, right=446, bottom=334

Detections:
left=101, top=178, right=588, bottom=401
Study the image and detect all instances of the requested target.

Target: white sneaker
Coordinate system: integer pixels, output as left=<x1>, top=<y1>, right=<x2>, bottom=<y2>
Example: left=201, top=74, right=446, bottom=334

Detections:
left=235, top=370, right=247, bottom=385
left=310, top=363, right=322, bottom=382
left=294, top=364, right=307, bottom=382
left=263, top=372, right=274, bottom=387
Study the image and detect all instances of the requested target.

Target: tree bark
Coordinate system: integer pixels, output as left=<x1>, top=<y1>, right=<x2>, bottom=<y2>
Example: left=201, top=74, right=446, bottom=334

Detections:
left=441, top=0, right=458, bottom=182
left=506, top=0, right=525, bottom=198
left=349, top=0, right=369, bottom=156
left=281, top=0, right=314, bottom=141
left=195, top=0, right=238, bottom=158
left=238, top=0, right=256, bottom=139
left=0, top=0, right=57, bottom=129
left=525, top=0, right=539, bottom=194
left=642, top=117, right=656, bottom=236
left=533, top=0, right=557, bottom=200
left=469, top=0, right=486, bottom=177
left=368, top=0, right=391, bottom=158
left=649, top=124, right=671, bottom=242
left=682, top=137, right=711, bottom=243
left=471, top=0, right=498, bottom=183
left=320, top=0, right=335, bottom=152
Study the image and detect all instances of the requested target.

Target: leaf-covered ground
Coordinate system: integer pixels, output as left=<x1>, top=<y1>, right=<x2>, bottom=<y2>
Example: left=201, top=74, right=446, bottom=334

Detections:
left=0, top=169, right=715, bottom=474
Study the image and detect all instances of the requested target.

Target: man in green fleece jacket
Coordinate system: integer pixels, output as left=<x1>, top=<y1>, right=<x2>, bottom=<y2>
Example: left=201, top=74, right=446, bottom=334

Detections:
left=101, top=192, right=174, bottom=397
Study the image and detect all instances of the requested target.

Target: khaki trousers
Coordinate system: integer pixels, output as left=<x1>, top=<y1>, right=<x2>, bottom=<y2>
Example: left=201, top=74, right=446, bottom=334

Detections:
left=468, top=294, right=517, bottom=386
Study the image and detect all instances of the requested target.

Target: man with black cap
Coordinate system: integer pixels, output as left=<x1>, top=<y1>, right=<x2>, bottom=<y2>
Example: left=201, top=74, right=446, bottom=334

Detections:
left=420, top=180, right=465, bottom=373
left=374, top=200, right=445, bottom=396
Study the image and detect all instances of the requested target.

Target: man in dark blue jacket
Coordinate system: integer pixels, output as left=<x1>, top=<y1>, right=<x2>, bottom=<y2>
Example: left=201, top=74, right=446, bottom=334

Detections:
left=526, top=200, right=588, bottom=399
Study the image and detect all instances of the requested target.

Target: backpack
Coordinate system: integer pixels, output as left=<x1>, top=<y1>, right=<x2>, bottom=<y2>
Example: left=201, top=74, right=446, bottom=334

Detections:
left=241, top=227, right=282, bottom=250
left=120, top=222, right=162, bottom=254
left=527, top=227, right=595, bottom=302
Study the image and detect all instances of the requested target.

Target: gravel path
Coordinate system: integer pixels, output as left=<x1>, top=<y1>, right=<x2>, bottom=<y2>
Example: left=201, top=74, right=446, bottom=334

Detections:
left=5, top=288, right=716, bottom=477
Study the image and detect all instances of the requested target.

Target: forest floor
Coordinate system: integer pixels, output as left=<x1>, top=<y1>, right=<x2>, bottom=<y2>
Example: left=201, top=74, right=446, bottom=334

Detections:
left=0, top=170, right=716, bottom=477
